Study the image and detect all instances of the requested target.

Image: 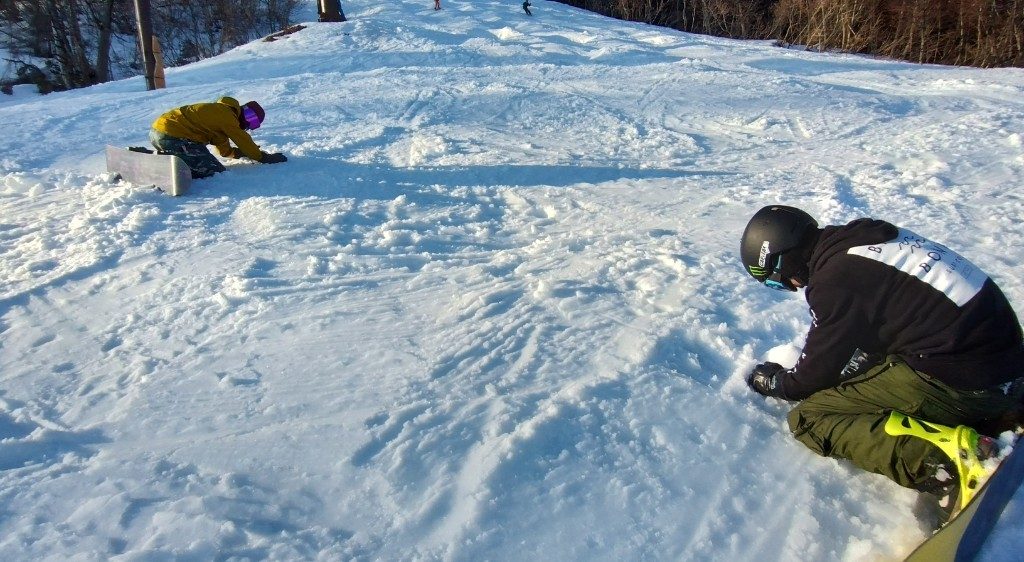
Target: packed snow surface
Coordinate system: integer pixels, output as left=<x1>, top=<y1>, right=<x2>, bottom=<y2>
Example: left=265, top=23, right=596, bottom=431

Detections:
left=2, top=1, right=1023, bottom=560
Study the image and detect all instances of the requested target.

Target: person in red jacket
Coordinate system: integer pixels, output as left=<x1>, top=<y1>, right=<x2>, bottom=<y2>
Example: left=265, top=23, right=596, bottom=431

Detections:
left=150, top=96, right=287, bottom=179
left=740, top=205, right=1024, bottom=524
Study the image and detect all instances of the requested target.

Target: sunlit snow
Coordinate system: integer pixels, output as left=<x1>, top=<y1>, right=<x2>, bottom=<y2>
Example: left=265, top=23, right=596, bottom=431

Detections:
left=2, top=1, right=1023, bottom=560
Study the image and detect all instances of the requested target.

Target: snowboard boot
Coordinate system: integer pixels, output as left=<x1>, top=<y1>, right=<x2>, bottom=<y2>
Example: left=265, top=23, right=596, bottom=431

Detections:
left=884, top=411, right=999, bottom=521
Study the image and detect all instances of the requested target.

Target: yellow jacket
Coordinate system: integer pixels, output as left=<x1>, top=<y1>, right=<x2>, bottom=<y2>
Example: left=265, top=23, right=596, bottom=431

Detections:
left=151, top=97, right=264, bottom=161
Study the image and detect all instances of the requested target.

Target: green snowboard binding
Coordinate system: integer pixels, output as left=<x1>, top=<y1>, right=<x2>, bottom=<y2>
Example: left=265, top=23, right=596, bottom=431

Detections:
left=884, top=411, right=998, bottom=514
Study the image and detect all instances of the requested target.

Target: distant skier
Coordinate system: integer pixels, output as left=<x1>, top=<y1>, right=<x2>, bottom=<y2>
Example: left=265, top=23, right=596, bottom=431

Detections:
left=434, top=0, right=441, bottom=10
left=522, top=0, right=532, bottom=15
left=740, top=205, right=1024, bottom=525
left=149, top=97, right=287, bottom=179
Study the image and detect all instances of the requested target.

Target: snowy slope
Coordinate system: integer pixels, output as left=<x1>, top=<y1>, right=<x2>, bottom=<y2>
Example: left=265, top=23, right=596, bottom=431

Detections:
left=2, top=0, right=1024, bottom=560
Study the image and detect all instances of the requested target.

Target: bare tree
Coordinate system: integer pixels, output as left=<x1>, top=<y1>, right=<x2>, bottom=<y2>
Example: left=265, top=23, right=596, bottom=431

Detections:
left=90, top=0, right=115, bottom=82
left=550, top=0, right=1023, bottom=67
left=2, top=0, right=300, bottom=92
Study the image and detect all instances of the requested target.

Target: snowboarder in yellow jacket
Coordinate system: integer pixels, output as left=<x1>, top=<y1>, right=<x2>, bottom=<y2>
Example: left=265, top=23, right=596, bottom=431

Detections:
left=149, top=97, right=287, bottom=179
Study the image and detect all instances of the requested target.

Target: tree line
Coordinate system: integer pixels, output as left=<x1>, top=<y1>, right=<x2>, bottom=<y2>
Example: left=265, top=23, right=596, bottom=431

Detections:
left=552, top=0, right=1024, bottom=67
left=4, top=0, right=1019, bottom=95
left=1, top=0, right=299, bottom=93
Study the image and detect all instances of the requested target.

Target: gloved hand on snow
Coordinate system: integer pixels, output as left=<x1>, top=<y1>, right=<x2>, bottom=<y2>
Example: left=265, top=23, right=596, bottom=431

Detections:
left=261, top=152, right=288, bottom=164
left=746, top=362, right=788, bottom=399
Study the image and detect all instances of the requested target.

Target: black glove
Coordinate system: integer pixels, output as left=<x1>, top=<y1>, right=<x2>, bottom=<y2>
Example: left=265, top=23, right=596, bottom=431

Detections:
left=746, top=362, right=787, bottom=399
left=261, top=152, right=288, bottom=164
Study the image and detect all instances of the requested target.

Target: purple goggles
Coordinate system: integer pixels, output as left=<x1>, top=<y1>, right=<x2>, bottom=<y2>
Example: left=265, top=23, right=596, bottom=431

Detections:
left=242, top=106, right=262, bottom=129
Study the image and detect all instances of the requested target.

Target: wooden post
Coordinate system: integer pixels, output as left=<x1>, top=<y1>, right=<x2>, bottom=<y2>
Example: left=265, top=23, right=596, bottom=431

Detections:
left=152, top=37, right=165, bottom=89
left=318, top=0, right=346, bottom=22
left=133, top=0, right=157, bottom=90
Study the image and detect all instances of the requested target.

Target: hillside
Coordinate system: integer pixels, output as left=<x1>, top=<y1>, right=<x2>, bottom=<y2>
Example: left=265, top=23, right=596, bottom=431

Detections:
left=1, top=1, right=1023, bottom=560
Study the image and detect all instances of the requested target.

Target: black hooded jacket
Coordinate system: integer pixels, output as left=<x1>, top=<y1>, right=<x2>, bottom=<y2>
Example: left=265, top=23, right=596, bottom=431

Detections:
left=775, top=218, right=1024, bottom=400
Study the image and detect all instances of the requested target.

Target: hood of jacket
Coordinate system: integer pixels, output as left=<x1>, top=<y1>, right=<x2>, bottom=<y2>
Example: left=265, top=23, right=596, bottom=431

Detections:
left=217, top=96, right=242, bottom=117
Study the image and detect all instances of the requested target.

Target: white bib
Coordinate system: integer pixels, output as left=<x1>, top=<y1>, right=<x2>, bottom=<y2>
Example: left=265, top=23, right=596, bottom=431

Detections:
left=847, top=228, right=987, bottom=307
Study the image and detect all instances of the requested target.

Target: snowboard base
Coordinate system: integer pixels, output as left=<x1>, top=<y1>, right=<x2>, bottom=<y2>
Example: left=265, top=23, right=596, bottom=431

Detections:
left=106, top=145, right=191, bottom=196
left=905, top=432, right=1024, bottom=561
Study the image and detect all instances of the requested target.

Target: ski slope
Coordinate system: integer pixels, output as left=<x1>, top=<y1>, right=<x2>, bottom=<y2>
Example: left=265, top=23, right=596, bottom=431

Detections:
left=2, top=0, right=1024, bottom=559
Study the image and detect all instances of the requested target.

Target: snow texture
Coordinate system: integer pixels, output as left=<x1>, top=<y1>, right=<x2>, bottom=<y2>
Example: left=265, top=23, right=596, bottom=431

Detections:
left=1, top=0, right=1023, bottom=560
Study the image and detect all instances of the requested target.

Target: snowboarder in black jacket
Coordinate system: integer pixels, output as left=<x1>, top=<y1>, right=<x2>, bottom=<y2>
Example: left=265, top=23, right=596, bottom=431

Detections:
left=523, top=0, right=532, bottom=15
left=740, top=205, right=1024, bottom=524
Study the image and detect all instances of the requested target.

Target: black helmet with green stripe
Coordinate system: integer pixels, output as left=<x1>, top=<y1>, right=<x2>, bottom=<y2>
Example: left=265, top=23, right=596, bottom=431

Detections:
left=740, top=205, right=818, bottom=291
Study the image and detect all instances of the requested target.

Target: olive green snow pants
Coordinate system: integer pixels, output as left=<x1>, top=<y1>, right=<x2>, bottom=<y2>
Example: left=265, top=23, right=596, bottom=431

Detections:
left=788, top=356, right=1023, bottom=490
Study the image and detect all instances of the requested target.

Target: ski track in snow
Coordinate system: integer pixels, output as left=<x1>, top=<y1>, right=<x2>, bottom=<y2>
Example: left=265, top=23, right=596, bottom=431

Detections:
left=2, top=0, right=1024, bottom=560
